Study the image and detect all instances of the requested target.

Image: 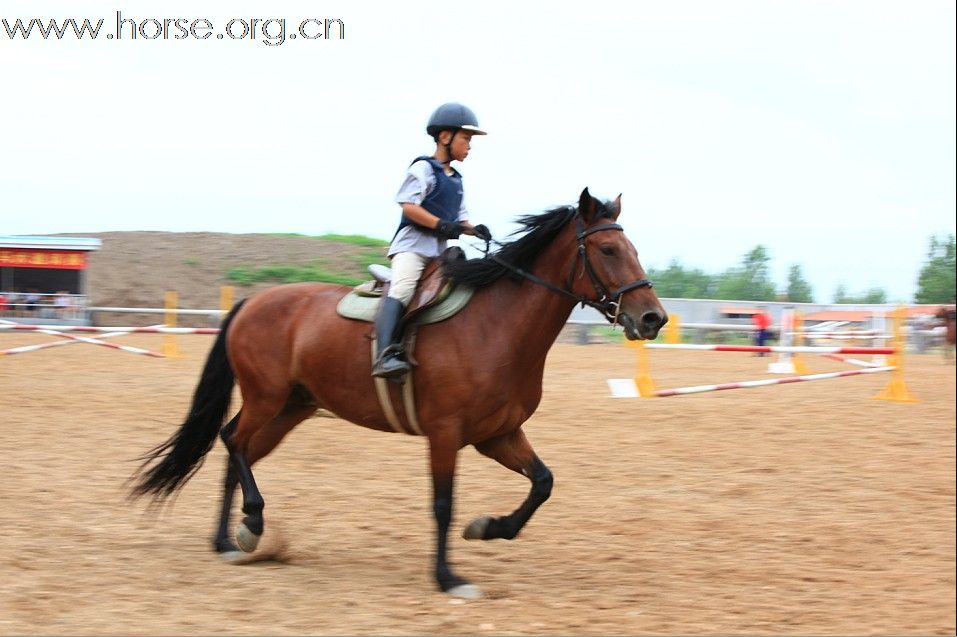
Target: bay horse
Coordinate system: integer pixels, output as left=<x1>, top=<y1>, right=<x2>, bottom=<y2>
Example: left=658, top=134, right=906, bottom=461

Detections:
left=131, top=188, right=667, bottom=598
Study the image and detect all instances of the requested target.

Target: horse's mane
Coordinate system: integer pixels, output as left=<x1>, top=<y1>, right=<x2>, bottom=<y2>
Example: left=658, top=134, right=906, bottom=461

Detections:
left=445, top=200, right=616, bottom=288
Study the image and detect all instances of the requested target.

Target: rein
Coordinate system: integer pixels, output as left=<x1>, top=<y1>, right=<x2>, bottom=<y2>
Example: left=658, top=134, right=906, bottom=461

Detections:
left=481, top=213, right=653, bottom=323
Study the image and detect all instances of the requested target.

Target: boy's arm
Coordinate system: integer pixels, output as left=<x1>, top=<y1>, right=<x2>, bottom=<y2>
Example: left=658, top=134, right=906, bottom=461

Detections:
left=399, top=202, right=450, bottom=232
left=400, top=203, right=478, bottom=239
left=396, top=161, right=457, bottom=234
left=396, top=163, right=488, bottom=239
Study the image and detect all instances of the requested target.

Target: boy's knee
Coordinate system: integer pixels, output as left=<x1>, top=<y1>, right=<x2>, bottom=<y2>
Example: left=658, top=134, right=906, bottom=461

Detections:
left=388, top=285, right=415, bottom=306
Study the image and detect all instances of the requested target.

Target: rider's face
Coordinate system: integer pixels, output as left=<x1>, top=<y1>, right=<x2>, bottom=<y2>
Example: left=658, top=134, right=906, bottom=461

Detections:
left=440, top=130, right=473, bottom=162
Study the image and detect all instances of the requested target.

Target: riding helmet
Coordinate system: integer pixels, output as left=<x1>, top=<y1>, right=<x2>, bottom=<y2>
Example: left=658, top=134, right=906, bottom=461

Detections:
left=426, top=103, right=487, bottom=137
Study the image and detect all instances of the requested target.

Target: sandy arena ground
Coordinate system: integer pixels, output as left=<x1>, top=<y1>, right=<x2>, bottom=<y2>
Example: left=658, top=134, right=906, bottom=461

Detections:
left=1, top=333, right=954, bottom=636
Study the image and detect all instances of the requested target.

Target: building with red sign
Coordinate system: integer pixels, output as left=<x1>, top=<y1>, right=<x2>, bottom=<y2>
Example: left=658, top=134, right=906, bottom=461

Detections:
left=0, top=236, right=101, bottom=324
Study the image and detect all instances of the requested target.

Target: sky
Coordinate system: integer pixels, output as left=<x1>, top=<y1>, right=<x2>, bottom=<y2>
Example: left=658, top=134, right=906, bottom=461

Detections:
left=2, top=0, right=954, bottom=303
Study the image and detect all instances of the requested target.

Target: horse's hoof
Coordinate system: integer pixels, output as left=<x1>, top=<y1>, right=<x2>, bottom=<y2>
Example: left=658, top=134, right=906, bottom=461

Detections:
left=235, top=523, right=261, bottom=553
left=446, top=584, right=482, bottom=599
left=215, top=538, right=243, bottom=561
left=462, top=516, right=492, bottom=540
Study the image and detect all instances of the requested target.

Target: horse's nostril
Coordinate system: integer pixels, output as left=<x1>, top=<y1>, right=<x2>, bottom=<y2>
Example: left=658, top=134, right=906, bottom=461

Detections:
left=641, top=311, right=665, bottom=330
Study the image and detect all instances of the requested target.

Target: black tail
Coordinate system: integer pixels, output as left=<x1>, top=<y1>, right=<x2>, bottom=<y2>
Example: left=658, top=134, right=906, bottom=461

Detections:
left=131, top=299, right=247, bottom=500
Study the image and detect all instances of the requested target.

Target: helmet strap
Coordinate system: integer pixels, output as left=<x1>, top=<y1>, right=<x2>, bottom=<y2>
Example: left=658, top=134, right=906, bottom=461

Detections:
left=441, top=129, right=458, bottom=165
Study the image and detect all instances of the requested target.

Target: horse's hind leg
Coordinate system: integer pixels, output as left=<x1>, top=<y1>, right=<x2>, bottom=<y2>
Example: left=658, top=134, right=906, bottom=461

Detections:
left=220, top=411, right=268, bottom=553
left=218, top=390, right=316, bottom=554
left=464, top=428, right=553, bottom=541
left=212, top=413, right=243, bottom=557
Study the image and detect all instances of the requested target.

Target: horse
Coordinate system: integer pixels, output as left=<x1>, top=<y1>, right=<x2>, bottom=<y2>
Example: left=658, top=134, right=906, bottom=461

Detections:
left=935, top=305, right=956, bottom=363
left=131, top=187, right=668, bottom=598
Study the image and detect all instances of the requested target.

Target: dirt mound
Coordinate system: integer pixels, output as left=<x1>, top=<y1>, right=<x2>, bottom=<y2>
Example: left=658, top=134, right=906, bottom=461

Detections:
left=47, top=231, right=389, bottom=325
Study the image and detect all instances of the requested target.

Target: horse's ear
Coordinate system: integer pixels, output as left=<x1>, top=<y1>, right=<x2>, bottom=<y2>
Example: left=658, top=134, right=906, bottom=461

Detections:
left=578, top=187, right=597, bottom=221
left=611, top=193, right=622, bottom=220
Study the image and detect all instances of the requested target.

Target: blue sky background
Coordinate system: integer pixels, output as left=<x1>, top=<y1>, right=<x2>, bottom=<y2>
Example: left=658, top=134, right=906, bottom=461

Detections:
left=2, top=1, right=954, bottom=302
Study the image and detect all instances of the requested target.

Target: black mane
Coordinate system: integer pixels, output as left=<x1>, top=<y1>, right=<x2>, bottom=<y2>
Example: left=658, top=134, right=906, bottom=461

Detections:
left=444, top=199, right=615, bottom=288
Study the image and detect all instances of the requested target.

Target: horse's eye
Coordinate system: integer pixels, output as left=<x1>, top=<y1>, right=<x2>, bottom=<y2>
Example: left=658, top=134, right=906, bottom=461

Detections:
left=599, top=245, right=616, bottom=256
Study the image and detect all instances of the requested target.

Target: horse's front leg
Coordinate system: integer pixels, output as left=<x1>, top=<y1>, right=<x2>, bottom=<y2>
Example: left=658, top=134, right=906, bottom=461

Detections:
left=427, top=428, right=480, bottom=599
left=464, top=427, right=553, bottom=541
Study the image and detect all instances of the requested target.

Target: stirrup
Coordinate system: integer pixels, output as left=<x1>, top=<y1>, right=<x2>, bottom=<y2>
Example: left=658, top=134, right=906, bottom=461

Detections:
left=372, top=345, right=410, bottom=379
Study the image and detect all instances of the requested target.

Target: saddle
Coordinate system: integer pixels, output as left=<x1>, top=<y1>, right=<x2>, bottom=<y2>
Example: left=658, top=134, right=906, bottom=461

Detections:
left=336, top=247, right=474, bottom=327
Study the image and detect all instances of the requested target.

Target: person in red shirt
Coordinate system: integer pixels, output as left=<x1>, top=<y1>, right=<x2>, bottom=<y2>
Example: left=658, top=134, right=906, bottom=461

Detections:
left=752, top=306, right=772, bottom=355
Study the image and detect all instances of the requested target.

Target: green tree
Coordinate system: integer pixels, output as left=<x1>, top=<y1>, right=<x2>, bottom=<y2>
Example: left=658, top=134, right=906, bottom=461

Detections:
left=914, top=234, right=956, bottom=303
left=785, top=264, right=814, bottom=303
left=833, top=285, right=887, bottom=304
left=646, top=259, right=718, bottom=298
left=858, top=288, right=888, bottom=303
left=833, top=284, right=848, bottom=303
left=715, top=245, right=777, bottom=301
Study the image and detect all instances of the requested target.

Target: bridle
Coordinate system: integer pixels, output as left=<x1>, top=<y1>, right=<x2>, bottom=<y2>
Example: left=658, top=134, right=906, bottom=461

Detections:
left=485, top=213, right=653, bottom=324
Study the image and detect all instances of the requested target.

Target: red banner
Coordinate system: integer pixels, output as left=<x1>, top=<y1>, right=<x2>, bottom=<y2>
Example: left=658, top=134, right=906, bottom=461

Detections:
left=0, top=249, right=88, bottom=270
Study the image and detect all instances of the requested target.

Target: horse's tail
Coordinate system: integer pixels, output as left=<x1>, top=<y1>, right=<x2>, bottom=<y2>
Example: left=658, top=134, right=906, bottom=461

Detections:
left=131, top=299, right=247, bottom=501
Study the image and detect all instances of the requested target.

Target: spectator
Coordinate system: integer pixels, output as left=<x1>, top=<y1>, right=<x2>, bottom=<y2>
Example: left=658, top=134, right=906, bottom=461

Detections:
left=752, top=305, right=772, bottom=356
left=5, top=290, right=20, bottom=316
left=53, top=291, right=73, bottom=319
left=25, top=289, right=41, bottom=314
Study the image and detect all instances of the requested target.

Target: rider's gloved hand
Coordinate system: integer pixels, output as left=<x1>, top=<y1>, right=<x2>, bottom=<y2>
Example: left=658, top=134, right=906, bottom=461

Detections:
left=434, top=219, right=464, bottom=240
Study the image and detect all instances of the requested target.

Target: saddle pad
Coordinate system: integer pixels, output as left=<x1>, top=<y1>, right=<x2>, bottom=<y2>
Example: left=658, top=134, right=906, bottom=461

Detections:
left=336, top=285, right=475, bottom=324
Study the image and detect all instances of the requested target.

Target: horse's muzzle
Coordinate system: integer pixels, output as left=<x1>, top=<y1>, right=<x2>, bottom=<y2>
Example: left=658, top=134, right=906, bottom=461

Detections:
left=620, top=310, right=668, bottom=341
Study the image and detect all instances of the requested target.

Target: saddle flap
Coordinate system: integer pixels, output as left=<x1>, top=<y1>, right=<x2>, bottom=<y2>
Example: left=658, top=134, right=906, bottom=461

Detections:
left=403, top=247, right=465, bottom=322
left=336, top=247, right=472, bottom=325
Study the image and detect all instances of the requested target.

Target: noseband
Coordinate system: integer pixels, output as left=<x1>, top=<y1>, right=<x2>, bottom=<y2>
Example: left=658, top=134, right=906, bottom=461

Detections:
left=488, top=213, right=653, bottom=324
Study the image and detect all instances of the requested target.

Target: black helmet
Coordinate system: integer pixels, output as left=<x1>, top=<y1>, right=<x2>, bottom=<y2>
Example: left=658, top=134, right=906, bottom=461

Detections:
left=426, top=103, right=487, bottom=137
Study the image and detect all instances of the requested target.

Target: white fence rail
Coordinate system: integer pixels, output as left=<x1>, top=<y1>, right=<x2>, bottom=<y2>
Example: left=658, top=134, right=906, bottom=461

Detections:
left=3, top=301, right=945, bottom=351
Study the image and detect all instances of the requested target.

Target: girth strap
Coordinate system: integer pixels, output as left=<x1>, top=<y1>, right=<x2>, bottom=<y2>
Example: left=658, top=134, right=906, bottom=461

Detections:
left=370, top=338, right=424, bottom=436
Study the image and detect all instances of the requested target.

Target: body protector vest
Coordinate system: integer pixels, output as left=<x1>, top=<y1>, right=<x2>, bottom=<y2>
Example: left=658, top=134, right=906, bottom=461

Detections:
left=396, top=156, right=464, bottom=234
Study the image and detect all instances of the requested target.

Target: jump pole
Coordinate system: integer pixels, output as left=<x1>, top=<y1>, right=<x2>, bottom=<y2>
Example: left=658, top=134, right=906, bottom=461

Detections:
left=0, top=326, right=165, bottom=358
left=821, top=353, right=884, bottom=368
left=641, top=344, right=897, bottom=355
left=869, top=312, right=889, bottom=367
left=162, top=291, right=181, bottom=357
left=628, top=338, right=658, bottom=396
left=158, top=285, right=235, bottom=355
left=612, top=331, right=914, bottom=402
left=872, top=306, right=917, bottom=403
left=664, top=312, right=681, bottom=345
left=0, top=325, right=220, bottom=334
left=653, top=365, right=896, bottom=397
left=220, top=285, right=235, bottom=316
left=768, top=308, right=810, bottom=374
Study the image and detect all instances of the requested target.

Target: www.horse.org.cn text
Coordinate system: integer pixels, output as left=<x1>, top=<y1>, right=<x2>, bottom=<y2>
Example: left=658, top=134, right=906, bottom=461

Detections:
left=2, top=12, right=346, bottom=46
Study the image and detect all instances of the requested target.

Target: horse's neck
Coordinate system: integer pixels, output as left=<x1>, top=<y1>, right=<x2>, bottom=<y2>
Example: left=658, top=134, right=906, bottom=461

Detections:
left=488, top=279, right=577, bottom=351
left=476, top=242, right=581, bottom=358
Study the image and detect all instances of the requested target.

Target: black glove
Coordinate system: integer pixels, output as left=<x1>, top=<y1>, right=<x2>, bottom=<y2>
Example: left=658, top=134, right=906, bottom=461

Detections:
left=472, top=224, right=492, bottom=242
left=434, top=219, right=464, bottom=240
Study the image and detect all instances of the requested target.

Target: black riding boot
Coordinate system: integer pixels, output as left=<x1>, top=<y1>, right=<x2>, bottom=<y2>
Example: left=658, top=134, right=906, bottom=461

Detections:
left=372, top=297, right=410, bottom=380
